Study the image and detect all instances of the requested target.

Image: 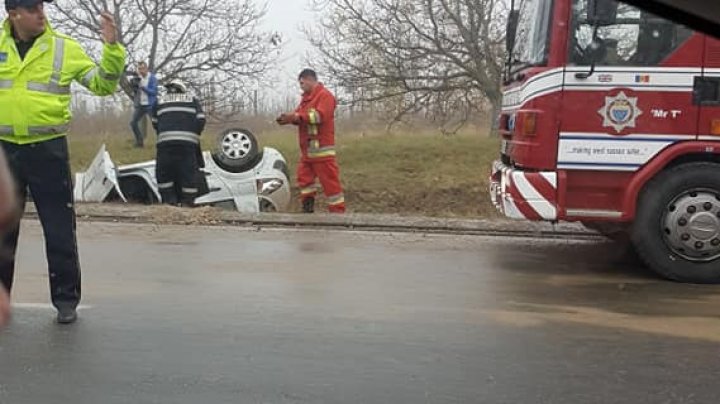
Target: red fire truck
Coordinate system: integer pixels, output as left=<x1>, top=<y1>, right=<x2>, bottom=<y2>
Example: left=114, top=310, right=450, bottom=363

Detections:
left=490, top=0, right=720, bottom=283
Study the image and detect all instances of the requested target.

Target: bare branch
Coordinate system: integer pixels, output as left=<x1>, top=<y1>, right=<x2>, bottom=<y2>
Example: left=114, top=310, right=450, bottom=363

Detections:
left=50, top=0, right=282, bottom=113
left=306, top=0, right=506, bottom=130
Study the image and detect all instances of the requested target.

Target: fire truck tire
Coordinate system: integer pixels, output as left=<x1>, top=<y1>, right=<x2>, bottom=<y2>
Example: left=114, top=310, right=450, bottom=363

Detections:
left=632, top=162, right=720, bottom=283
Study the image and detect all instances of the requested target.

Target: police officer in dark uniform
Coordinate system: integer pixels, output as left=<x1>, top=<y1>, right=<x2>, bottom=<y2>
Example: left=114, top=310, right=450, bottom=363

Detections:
left=151, top=79, right=206, bottom=207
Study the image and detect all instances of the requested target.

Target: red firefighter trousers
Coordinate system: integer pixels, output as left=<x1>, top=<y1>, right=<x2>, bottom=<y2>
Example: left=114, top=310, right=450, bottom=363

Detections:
left=297, top=157, right=345, bottom=213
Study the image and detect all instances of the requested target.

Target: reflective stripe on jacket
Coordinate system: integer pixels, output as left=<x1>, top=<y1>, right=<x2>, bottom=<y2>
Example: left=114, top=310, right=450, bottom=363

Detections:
left=152, top=93, right=205, bottom=145
left=0, top=19, right=126, bottom=144
left=294, top=84, right=337, bottom=161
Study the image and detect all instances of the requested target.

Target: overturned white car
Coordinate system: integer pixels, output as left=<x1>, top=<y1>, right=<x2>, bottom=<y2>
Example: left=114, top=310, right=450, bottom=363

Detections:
left=74, top=129, right=291, bottom=213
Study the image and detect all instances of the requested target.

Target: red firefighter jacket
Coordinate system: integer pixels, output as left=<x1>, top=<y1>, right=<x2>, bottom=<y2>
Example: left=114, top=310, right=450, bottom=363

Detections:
left=294, top=84, right=337, bottom=161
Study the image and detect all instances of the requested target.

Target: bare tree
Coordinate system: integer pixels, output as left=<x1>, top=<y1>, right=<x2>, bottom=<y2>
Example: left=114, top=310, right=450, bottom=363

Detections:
left=306, top=0, right=507, bottom=133
left=51, top=0, right=282, bottom=115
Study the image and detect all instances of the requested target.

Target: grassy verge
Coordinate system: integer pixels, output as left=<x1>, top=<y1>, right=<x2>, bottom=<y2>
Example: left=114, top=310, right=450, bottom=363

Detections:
left=67, top=128, right=500, bottom=218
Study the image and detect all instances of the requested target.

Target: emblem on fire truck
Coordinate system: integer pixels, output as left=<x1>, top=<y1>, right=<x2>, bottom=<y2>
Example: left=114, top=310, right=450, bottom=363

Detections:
left=597, top=91, right=643, bottom=133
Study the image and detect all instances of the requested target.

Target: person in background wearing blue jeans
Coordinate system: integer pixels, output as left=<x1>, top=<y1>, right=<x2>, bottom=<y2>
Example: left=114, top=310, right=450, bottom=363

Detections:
left=130, top=61, right=157, bottom=148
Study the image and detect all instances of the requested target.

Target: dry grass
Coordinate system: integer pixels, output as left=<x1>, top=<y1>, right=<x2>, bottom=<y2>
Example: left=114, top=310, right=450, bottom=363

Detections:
left=67, top=124, right=500, bottom=218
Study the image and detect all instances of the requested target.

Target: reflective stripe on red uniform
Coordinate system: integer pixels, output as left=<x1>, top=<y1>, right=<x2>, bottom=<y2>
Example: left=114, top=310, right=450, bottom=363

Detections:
left=296, top=159, right=345, bottom=213
left=294, top=84, right=336, bottom=161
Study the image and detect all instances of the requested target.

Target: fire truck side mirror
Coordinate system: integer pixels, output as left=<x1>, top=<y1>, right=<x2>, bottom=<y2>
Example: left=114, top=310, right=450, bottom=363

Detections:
left=588, top=0, right=618, bottom=26
left=575, top=38, right=607, bottom=79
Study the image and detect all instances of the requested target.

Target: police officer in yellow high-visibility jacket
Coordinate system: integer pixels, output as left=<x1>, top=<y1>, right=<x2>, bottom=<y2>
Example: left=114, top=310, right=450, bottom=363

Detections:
left=0, top=0, right=125, bottom=324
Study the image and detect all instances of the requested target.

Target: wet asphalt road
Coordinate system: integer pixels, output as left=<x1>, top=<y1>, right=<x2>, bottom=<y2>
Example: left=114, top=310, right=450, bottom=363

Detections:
left=2, top=221, right=720, bottom=404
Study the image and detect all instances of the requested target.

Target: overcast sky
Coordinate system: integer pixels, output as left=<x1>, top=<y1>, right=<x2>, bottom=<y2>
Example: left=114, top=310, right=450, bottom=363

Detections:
left=262, top=0, right=315, bottom=100
left=0, top=1, right=318, bottom=105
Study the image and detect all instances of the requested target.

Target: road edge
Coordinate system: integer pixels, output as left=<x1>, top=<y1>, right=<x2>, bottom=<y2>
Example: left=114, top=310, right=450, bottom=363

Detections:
left=25, top=203, right=602, bottom=240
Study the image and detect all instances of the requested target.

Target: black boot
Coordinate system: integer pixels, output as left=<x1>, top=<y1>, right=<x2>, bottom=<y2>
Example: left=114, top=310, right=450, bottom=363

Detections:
left=302, top=197, right=315, bottom=213
left=56, top=307, right=77, bottom=324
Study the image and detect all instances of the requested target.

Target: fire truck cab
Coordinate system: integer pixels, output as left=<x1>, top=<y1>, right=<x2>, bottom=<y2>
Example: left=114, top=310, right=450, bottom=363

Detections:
left=491, top=0, right=720, bottom=283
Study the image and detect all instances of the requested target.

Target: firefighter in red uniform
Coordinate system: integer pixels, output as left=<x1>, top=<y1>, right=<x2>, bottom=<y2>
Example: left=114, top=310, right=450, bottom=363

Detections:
left=277, top=69, right=345, bottom=213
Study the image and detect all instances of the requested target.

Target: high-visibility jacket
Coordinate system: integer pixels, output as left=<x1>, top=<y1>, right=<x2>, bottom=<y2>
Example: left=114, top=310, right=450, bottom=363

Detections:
left=0, top=19, right=126, bottom=144
left=294, top=83, right=337, bottom=161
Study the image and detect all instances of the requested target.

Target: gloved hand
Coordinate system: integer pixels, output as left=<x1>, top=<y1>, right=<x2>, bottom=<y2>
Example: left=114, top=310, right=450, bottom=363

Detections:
left=276, top=112, right=298, bottom=125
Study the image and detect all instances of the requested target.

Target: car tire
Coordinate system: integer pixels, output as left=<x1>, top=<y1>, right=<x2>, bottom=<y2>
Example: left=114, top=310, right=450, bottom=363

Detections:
left=632, top=162, right=720, bottom=283
left=211, top=128, right=261, bottom=173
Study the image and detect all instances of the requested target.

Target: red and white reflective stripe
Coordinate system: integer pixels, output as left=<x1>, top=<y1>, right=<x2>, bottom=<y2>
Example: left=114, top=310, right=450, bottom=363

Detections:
left=492, top=161, right=558, bottom=221
left=511, top=172, right=557, bottom=220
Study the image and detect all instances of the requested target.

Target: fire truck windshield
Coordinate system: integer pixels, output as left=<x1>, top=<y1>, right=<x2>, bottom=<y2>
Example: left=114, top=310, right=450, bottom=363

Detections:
left=511, top=0, right=554, bottom=71
left=569, top=0, right=692, bottom=66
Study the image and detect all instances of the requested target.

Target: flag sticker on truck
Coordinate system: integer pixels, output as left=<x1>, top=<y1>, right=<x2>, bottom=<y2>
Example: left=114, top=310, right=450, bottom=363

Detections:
left=598, top=91, right=643, bottom=133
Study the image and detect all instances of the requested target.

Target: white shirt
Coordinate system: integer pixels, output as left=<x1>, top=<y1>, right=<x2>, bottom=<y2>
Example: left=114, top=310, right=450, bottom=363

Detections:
left=139, top=75, right=150, bottom=106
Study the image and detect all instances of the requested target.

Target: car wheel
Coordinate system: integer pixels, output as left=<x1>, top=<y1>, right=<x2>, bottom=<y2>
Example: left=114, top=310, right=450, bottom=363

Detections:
left=211, top=128, right=261, bottom=173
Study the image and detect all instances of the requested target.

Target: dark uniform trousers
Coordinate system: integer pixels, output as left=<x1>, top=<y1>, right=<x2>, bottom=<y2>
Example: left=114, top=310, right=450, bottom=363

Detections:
left=156, top=143, right=201, bottom=207
left=0, top=137, right=81, bottom=310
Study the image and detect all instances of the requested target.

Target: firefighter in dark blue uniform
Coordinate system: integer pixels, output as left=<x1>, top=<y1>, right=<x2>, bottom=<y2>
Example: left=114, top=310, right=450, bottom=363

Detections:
left=151, top=80, right=206, bottom=206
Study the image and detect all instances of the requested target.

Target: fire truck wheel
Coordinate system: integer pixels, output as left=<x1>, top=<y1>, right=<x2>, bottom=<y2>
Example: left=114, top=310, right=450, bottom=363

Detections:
left=632, top=162, right=720, bottom=283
